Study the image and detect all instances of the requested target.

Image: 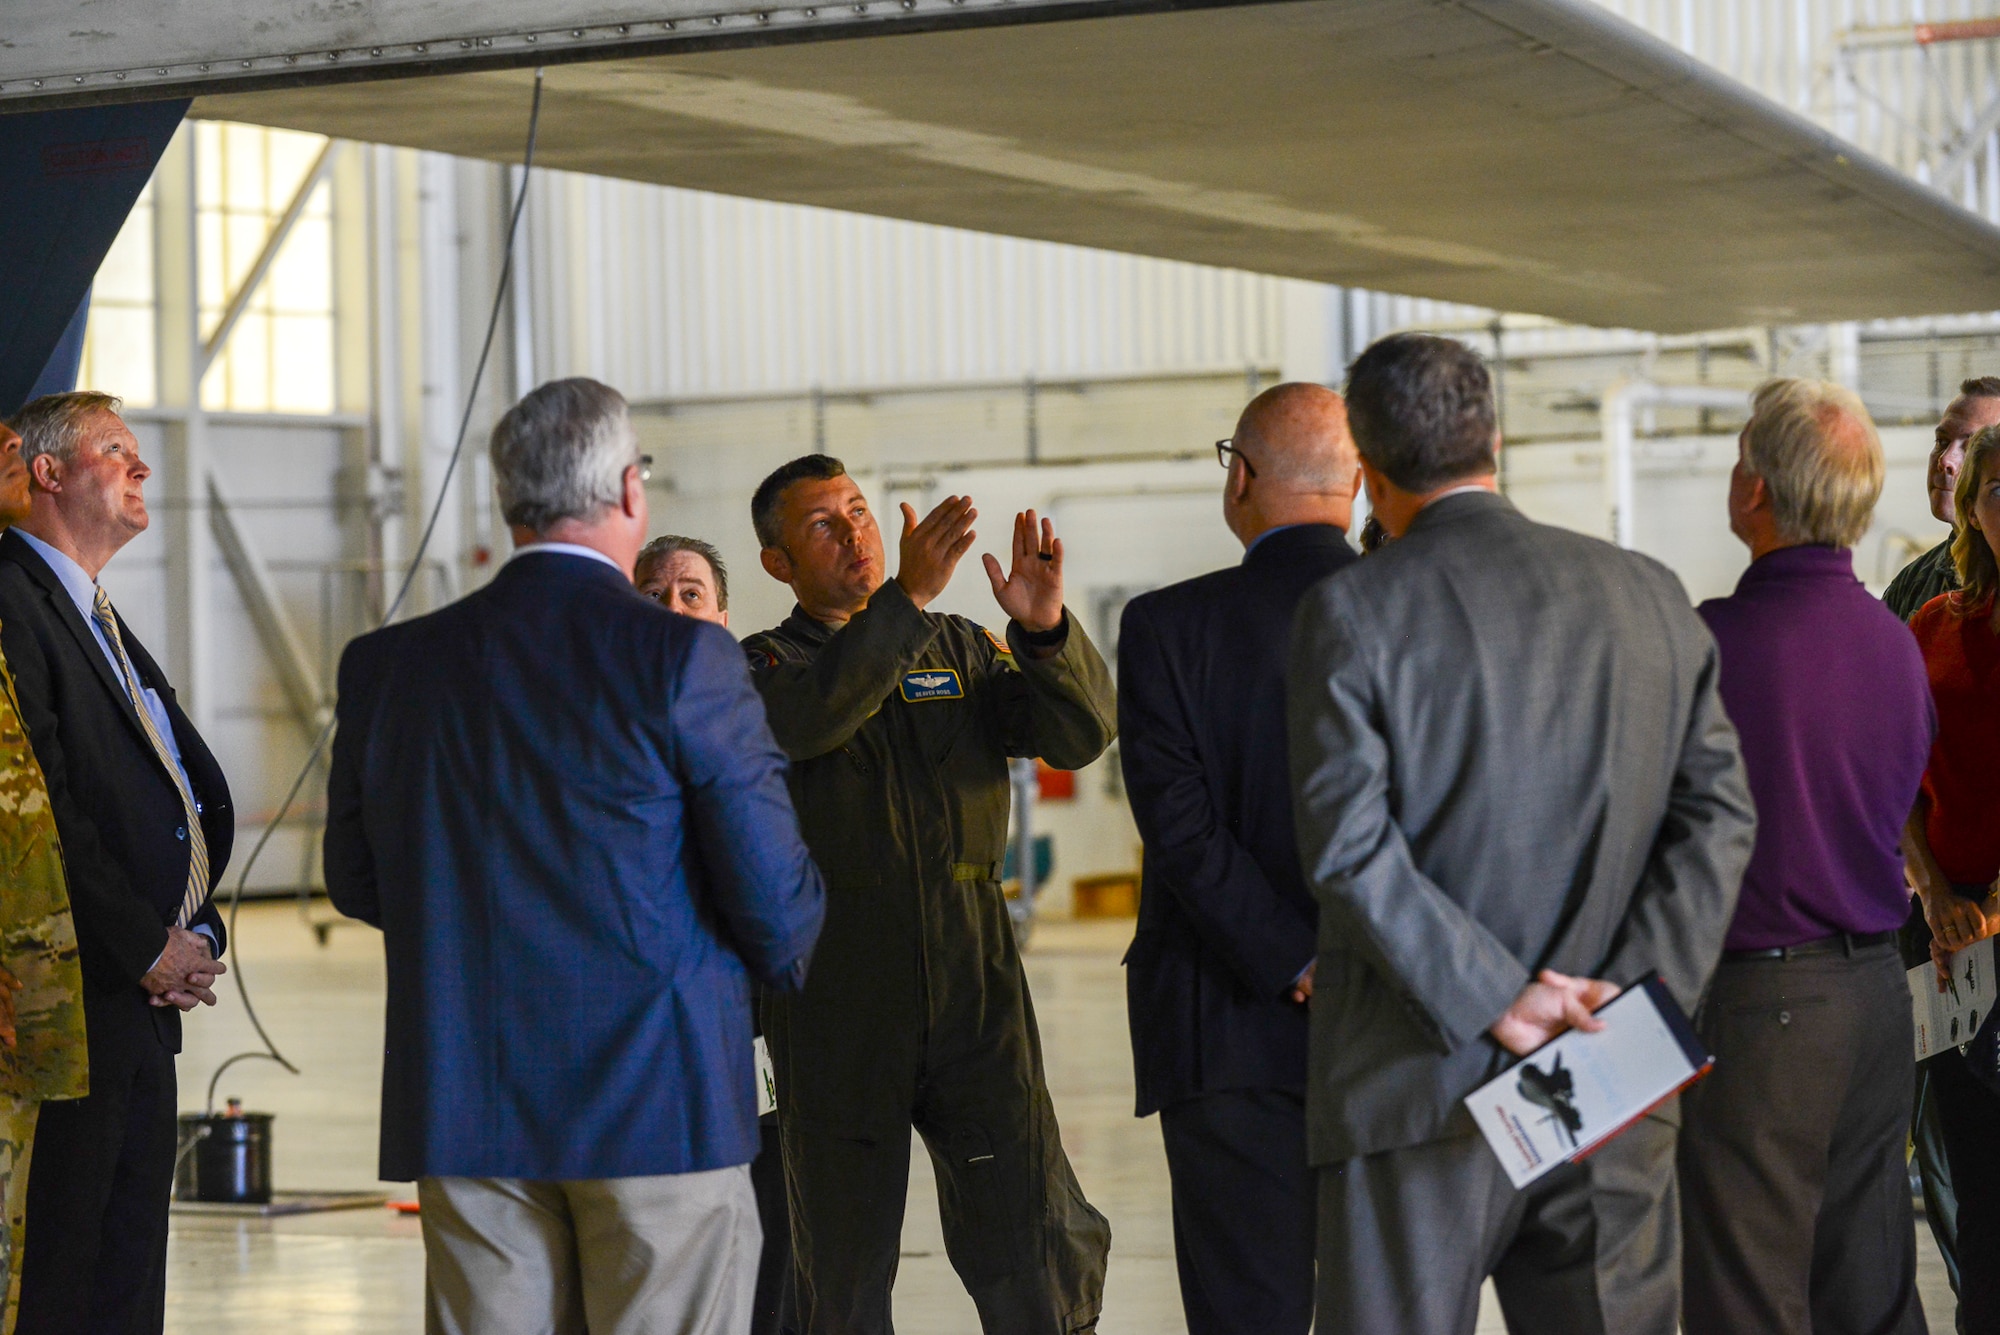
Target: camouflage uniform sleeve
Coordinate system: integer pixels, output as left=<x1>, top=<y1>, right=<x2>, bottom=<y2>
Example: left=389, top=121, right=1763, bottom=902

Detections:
left=0, top=598, right=167, bottom=985
left=0, top=644, right=87, bottom=1104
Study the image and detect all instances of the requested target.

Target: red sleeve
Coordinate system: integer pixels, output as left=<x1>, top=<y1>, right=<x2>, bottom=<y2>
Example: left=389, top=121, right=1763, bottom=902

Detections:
left=1909, top=593, right=1947, bottom=649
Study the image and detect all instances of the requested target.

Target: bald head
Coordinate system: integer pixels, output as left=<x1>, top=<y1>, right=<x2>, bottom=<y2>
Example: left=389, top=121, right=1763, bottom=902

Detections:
left=1233, top=383, right=1356, bottom=491
left=1222, top=382, right=1362, bottom=547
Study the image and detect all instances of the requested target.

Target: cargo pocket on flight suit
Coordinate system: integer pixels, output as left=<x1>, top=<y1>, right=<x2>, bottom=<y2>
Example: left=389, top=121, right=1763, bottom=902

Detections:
left=929, top=1121, right=1026, bottom=1291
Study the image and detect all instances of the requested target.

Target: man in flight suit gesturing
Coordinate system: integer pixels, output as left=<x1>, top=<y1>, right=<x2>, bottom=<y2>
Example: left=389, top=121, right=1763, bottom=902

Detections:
left=744, top=454, right=1116, bottom=1334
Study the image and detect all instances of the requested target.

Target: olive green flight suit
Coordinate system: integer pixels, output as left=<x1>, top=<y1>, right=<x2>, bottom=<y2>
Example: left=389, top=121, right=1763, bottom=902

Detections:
left=0, top=643, right=86, bottom=1335
left=744, top=578, right=1116, bottom=1335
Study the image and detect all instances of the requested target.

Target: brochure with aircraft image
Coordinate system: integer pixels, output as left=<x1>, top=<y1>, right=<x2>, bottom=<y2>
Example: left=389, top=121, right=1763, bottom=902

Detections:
left=1911, top=938, right=1995, bottom=1063
left=1465, top=975, right=1712, bottom=1189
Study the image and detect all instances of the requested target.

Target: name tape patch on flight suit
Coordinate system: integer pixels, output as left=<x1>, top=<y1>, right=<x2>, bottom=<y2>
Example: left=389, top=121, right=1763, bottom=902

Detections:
left=900, top=668, right=965, bottom=702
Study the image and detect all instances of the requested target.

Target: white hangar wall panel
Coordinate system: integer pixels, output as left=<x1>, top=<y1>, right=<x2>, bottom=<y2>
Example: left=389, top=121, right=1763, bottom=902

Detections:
left=1595, top=0, right=2000, bottom=223
left=521, top=168, right=1293, bottom=398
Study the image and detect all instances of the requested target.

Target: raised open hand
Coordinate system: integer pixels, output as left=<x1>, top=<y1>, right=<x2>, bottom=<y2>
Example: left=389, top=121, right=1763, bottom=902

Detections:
left=982, top=509, right=1064, bottom=635
left=895, top=496, right=977, bottom=611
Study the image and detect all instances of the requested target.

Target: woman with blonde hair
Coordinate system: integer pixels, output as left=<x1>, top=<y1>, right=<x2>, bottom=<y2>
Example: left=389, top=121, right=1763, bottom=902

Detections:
left=1907, top=422, right=2000, bottom=1330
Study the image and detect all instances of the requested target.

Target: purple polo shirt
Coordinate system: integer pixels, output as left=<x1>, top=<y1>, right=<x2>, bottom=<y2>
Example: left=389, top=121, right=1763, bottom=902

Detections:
left=1698, top=545, right=1935, bottom=951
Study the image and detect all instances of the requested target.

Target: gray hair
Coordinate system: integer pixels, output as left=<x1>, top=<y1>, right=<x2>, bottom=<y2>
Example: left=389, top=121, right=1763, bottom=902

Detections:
left=490, top=378, right=638, bottom=532
left=1742, top=378, right=1882, bottom=549
left=636, top=534, right=729, bottom=611
left=8, top=390, right=124, bottom=470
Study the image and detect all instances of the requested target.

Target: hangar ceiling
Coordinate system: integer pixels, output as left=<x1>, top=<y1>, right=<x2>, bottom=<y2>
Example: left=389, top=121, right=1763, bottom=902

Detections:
left=13, top=0, right=2000, bottom=332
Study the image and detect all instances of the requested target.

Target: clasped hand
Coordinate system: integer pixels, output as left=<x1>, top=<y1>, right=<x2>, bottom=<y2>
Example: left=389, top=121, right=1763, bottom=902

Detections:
left=1488, top=969, right=1621, bottom=1057
left=1922, top=877, right=2000, bottom=962
left=141, top=926, right=227, bottom=1012
left=894, top=497, right=1065, bottom=636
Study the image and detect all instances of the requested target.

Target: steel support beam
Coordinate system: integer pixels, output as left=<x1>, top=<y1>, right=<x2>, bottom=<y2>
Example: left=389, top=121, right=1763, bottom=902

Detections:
left=1934, top=92, right=2000, bottom=187
left=1841, top=19, right=2000, bottom=53
left=151, top=128, right=216, bottom=731
left=199, top=138, right=341, bottom=379
left=1599, top=381, right=1750, bottom=549
left=206, top=470, right=331, bottom=739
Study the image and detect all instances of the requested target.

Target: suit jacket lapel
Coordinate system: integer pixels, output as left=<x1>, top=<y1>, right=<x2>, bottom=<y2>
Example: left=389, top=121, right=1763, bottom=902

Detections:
left=120, top=615, right=210, bottom=779
left=2, top=534, right=154, bottom=750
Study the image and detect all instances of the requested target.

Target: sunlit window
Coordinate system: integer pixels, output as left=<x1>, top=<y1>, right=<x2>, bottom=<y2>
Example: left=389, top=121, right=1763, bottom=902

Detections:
left=196, top=122, right=336, bottom=414
left=76, top=184, right=157, bottom=408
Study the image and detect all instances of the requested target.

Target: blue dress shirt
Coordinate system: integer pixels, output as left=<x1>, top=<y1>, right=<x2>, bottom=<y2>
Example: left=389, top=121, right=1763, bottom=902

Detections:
left=14, top=528, right=213, bottom=955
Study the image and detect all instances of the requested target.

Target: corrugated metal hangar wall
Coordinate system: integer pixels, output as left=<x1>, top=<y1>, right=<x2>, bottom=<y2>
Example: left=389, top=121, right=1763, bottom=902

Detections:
left=63, top=0, right=2000, bottom=901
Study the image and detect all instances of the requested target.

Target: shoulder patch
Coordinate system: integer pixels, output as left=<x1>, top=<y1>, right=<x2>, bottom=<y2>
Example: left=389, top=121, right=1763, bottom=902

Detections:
left=978, top=625, right=1012, bottom=656
left=746, top=647, right=779, bottom=671
left=900, top=667, right=965, bottom=702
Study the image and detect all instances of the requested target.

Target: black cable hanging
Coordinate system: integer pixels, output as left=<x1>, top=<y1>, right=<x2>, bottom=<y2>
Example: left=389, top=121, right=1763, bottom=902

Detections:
left=203, top=67, right=548, bottom=1113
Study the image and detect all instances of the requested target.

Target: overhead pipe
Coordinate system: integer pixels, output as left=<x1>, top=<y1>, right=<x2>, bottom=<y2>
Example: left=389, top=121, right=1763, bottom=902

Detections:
left=1598, top=381, right=1750, bottom=549
left=1841, top=19, right=2000, bottom=51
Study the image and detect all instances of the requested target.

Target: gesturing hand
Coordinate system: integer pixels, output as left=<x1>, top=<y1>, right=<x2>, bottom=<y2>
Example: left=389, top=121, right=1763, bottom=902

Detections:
left=895, top=496, right=977, bottom=611
left=1488, top=969, right=1622, bottom=1057
left=982, top=510, right=1064, bottom=635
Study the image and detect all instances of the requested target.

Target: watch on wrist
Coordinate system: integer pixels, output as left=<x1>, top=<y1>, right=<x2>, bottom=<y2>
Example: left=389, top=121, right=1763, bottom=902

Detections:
left=1017, top=613, right=1068, bottom=648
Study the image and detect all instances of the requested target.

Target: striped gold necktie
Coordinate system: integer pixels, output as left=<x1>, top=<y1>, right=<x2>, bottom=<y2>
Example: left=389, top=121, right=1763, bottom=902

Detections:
left=91, top=585, right=210, bottom=929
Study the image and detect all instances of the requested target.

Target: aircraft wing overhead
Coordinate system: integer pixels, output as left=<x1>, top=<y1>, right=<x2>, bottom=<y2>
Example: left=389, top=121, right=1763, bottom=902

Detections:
left=14, top=0, right=2000, bottom=331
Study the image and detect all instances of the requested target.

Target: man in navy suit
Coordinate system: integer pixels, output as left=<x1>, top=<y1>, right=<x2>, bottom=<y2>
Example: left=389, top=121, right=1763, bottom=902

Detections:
left=1118, top=383, right=1361, bottom=1335
left=0, top=392, right=233, bottom=1335
left=325, top=378, right=825, bottom=1335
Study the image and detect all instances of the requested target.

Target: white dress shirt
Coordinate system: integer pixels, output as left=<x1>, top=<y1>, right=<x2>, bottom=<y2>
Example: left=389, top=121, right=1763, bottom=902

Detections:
left=507, top=541, right=626, bottom=573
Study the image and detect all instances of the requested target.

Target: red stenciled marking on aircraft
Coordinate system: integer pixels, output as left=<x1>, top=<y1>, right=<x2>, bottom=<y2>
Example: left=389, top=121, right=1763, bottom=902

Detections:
left=42, top=138, right=152, bottom=177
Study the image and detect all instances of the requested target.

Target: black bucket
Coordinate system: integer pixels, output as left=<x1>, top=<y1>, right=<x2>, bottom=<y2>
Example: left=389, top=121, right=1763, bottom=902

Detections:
left=175, top=1106, right=273, bottom=1204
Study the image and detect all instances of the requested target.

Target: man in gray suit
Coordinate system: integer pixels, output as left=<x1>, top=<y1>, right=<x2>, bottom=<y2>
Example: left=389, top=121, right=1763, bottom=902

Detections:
left=1287, top=333, right=1755, bottom=1335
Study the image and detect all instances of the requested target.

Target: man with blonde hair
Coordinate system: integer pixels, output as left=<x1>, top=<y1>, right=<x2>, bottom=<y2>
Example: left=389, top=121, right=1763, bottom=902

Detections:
left=0, top=391, right=233, bottom=1334
left=1678, top=378, right=1934, bottom=1335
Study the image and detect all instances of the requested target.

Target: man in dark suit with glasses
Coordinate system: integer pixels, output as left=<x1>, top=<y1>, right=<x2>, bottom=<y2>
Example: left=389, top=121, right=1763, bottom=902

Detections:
left=1119, top=382, right=1362, bottom=1335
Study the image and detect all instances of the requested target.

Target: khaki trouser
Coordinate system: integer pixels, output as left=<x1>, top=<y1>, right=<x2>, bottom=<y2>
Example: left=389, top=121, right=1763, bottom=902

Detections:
left=1, top=1096, right=37, bottom=1335
left=418, top=1165, right=759, bottom=1335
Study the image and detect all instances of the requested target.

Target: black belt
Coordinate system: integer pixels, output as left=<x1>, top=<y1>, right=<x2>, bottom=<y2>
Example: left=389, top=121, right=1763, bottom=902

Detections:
left=1722, top=929, right=1899, bottom=963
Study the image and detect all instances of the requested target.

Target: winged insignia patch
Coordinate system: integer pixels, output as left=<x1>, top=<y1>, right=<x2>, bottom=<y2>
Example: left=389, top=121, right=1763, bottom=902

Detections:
left=900, top=668, right=965, bottom=702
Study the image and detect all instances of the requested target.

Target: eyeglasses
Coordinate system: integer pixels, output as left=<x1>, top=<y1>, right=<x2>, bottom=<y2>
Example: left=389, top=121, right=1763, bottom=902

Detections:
left=637, top=454, right=654, bottom=483
left=1216, top=439, right=1257, bottom=478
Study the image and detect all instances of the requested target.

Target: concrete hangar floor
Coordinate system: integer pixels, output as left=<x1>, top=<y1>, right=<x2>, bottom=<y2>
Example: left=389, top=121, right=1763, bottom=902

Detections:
left=167, top=902, right=1956, bottom=1333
